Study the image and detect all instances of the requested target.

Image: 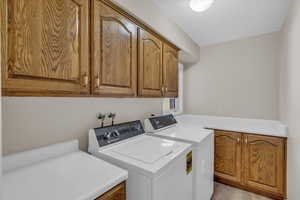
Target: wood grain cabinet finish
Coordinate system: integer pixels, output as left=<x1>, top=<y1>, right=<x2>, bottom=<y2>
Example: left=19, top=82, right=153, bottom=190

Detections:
left=1, top=0, right=90, bottom=96
left=138, top=29, right=163, bottom=97
left=243, top=134, right=285, bottom=197
left=91, top=0, right=137, bottom=97
left=1, top=0, right=179, bottom=97
left=214, top=130, right=287, bottom=200
left=214, top=130, right=242, bottom=184
left=96, top=182, right=125, bottom=200
left=162, top=43, right=179, bottom=97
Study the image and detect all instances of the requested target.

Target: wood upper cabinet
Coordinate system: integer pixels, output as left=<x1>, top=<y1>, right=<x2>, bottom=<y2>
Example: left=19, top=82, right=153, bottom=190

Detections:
left=243, top=134, right=285, bottom=197
left=214, top=130, right=242, bottom=184
left=163, top=43, right=179, bottom=97
left=138, top=29, right=163, bottom=97
left=96, top=182, right=125, bottom=200
left=91, top=0, right=137, bottom=97
left=1, top=0, right=90, bottom=96
left=1, top=0, right=179, bottom=97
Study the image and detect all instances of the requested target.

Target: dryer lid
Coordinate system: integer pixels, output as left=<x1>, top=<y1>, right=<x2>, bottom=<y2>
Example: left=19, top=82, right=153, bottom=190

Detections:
left=112, top=136, right=178, bottom=164
left=152, top=125, right=213, bottom=143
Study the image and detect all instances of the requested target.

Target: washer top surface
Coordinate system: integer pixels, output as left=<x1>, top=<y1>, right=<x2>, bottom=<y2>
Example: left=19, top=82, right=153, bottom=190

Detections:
left=97, top=135, right=191, bottom=176
left=112, top=136, right=179, bottom=164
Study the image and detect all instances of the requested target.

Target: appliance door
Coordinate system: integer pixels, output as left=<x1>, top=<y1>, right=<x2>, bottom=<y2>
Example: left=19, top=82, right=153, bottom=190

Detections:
left=152, top=149, right=193, bottom=200
left=195, top=133, right=214, bottom=200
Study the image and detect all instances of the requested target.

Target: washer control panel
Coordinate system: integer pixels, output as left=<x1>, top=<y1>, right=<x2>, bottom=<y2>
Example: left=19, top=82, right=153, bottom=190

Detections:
left=94, top=120, right=145, bottom=147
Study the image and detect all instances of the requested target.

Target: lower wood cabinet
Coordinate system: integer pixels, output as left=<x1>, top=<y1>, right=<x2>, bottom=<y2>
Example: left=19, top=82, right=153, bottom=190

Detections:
left=243, top=134, right=285, bottom=198
left=214, top=130, right=287, bottom=200
left=96, top=181, right=126, bottom=200
left=214, top=131, right=242, bottom=184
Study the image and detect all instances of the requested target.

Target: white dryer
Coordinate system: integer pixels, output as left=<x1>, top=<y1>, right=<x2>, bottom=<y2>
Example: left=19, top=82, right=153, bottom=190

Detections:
left=89, top=120, right=193, bottom=200
left=145, top=114, right=214, bottom=200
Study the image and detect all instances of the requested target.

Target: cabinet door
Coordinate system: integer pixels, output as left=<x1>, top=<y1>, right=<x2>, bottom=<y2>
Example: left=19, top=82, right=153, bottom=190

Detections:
left=214, top=130, right=242, bottom=184
left=138, top=29, right=163, bottom=97
left=92, top=0, right=137, bottom=97
left=163, top=43, right=179, bottom=97
left=244, top=134, right=285, bottom=196
left=1, top=0, right=89, bottom=96
left=96, top=182, right=126, bottom=200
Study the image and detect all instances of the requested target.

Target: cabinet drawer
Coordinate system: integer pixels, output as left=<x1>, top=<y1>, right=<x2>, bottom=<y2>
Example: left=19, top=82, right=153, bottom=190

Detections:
left=96, top=182, right=126, bottom=200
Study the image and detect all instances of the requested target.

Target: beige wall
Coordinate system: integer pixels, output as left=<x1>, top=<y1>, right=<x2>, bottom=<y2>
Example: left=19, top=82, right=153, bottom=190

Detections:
left=2, top=98, right=162, bottom=155
left=279, top=0, right=300, bottom=199
left=112, top=0, right=200, bottom=64
left=184, top=32, right=281, bottom=120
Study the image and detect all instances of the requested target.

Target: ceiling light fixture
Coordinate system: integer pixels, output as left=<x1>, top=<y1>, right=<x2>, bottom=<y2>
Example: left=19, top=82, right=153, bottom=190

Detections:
left=189, top=0, right=215, bottom=12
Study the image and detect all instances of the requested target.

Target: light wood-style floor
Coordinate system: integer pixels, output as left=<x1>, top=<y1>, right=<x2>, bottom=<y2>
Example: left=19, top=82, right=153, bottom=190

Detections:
left=212, top=182, right=273, bottom=200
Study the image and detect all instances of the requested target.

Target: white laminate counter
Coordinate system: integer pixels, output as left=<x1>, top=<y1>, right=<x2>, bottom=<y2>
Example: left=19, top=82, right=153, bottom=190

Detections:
left=176, top=115, right=288, bottom=138
left=3, top=142, right=128, bottom=200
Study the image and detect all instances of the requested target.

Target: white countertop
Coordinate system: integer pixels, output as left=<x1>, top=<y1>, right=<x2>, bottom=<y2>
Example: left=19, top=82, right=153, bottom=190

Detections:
left=176, top=115, right=288, bottom=138
left=3, top=151, right=128, bottom=200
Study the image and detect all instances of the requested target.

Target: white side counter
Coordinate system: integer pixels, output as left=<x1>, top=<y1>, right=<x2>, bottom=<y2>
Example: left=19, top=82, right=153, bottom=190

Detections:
left=3, top=140, right=128, bottom=200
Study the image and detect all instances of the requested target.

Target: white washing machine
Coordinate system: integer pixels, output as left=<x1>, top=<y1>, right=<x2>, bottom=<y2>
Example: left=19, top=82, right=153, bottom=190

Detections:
left=88, top=120, right=193, bottom=200
left=145, top=114, right=214, bottom=200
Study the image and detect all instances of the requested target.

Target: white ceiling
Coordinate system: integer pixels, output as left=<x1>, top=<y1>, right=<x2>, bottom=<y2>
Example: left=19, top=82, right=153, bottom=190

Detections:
left=152, top=0, right=291, bottom=46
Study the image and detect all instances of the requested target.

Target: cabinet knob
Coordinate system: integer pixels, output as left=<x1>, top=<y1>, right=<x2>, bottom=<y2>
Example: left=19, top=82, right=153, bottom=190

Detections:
left=95, top=73, right=100, bottom=89
left=83, top=74, right=89, bottom=87
left=165, top=87, right=168, bottom=92
left=161, top=87, right=164, bottom=93
left=245, top=138, right=248, bottom=144
left=237, top=138, right=240, bottom=143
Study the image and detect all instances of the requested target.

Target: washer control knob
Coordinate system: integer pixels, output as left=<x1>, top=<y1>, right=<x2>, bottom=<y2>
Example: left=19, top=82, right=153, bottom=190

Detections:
left=103, top=132, right=111, bottom=140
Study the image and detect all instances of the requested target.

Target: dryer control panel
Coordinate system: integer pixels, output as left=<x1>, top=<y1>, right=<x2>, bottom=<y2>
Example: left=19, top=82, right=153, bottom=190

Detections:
left=144, top=114, right=177, bottom=132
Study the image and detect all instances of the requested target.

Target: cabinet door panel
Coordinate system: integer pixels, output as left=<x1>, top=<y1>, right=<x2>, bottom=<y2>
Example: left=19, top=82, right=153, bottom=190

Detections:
left=96, top=182, right=125, bottom=200
left=138, top=29, right=163, bottom=97
left=214, top=130, right=242, bottom=184
left=1, top=0, right=89, bottom=96
left=92, top=0, right=137, bottom=96
left=163, top=43, right=178, bottom=97
left=244, top=134, right=285, bottom=196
